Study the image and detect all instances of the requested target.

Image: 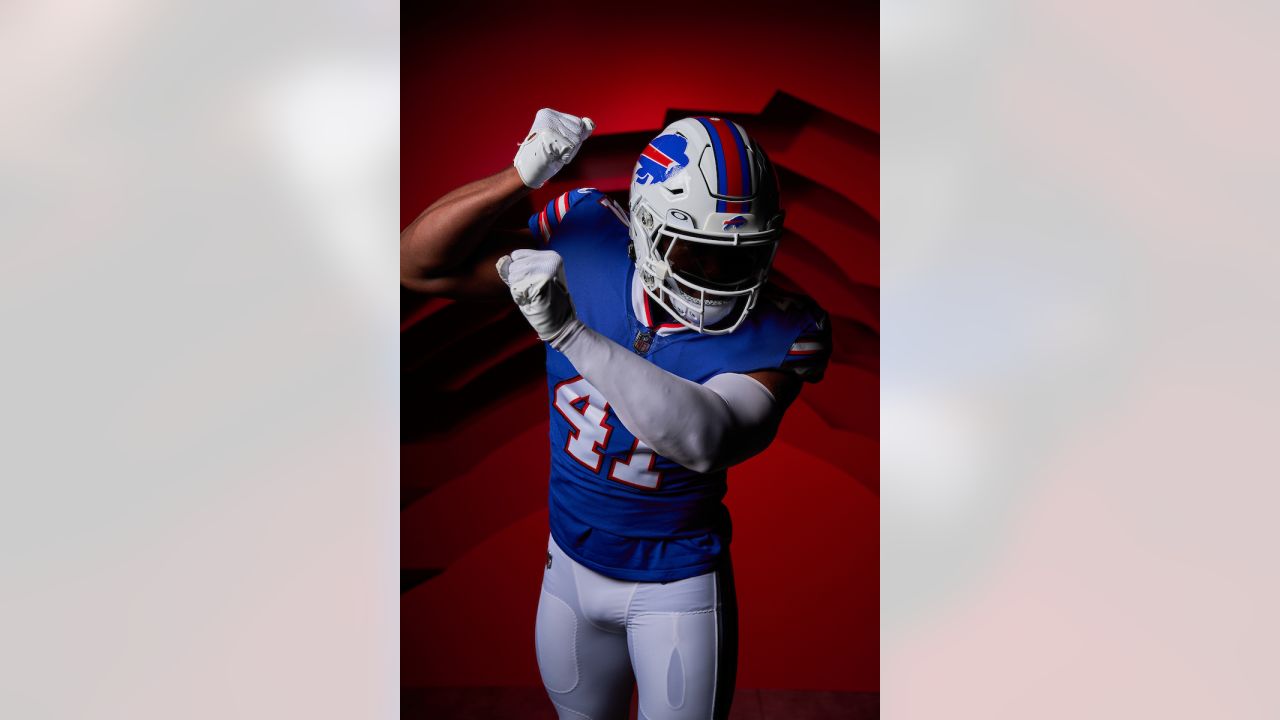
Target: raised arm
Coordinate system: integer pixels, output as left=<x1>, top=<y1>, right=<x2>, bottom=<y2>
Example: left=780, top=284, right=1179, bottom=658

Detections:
left=400, top=108, right=595, bottom=300
left=400, top=166, right=534, bottom=299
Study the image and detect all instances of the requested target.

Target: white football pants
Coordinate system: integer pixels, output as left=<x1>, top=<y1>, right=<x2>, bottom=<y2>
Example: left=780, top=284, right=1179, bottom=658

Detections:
left=535, top=533, right=739, bottom=720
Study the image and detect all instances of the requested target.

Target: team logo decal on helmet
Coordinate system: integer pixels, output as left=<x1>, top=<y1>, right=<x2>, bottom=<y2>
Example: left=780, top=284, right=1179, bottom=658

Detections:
left=628, top=116, right=785, bottom=335
left=634, top=134, right=690, bottom=185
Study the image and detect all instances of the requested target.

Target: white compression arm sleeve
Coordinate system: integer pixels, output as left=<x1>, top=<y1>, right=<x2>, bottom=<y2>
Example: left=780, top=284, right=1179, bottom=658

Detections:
left=551, top=318, right=781, bottom=474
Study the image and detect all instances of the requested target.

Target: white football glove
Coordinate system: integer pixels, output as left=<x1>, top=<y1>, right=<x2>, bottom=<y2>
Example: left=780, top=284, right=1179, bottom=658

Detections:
left=496, top=249, right=580, bottom=346
left=512, top=108, right=595, bottom=189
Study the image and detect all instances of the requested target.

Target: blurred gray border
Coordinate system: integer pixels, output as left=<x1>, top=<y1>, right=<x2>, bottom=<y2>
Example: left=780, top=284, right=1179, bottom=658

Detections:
left=0, top=1, right=399, bottom=717
left=884, top=1, right=1280, bottom=717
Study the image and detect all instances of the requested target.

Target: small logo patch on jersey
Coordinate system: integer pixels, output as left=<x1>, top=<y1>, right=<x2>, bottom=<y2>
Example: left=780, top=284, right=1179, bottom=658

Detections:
left=722, top=215, right=748, bottom=230
left=635, top=134, right=690, bottom=185
left=633, top=330, right=653, bottom=355
left=546, top=551, right=552, bottom=569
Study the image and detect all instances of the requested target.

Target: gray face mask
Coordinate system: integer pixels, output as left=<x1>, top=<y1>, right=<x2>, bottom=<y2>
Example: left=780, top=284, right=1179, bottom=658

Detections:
left=665, top=278, right=736, bottom=327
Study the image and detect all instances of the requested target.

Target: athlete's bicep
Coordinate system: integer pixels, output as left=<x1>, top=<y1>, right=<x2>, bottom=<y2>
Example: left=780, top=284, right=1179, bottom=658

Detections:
left=742, top=368, right=803, bottom=413
left=401, top=226, right=534, bottom=302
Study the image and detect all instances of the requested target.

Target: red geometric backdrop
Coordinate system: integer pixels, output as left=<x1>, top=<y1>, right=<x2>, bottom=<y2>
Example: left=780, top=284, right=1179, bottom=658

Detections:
left=403, top=2, right=879, bottom=693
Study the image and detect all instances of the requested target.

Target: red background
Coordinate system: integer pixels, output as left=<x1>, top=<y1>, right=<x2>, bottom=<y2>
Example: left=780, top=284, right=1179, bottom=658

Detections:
left=402, top=1, right=879, bottom=694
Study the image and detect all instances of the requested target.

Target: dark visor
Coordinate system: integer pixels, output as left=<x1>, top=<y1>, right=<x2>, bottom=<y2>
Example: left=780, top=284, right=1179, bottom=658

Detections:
left=658, top=233, right=774, bottom=291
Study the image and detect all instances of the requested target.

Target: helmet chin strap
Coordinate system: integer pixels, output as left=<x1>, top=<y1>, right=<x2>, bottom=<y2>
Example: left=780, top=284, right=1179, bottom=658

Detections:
left=664, top=278, right=736, bottom=327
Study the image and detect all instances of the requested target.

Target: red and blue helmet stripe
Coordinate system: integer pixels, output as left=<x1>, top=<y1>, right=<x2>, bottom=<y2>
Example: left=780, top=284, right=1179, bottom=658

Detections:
left=695, top=117, right=754, bottom=213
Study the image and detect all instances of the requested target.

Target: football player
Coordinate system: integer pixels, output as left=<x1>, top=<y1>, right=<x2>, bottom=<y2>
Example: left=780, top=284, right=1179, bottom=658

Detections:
left=401, top=108, right=831, bottom=720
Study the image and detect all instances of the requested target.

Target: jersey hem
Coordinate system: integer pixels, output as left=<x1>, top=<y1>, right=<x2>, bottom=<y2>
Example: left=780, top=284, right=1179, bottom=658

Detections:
left=549, top=525, right=723, bottom=583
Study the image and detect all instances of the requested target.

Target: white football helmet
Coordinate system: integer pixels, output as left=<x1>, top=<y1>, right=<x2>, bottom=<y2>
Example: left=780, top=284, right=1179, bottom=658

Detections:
left=628, top=116, right=784, bottom=334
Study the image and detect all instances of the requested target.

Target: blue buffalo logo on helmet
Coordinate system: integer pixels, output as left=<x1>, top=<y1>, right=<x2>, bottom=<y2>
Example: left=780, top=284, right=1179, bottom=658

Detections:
left=721, top=215, right=748, bottom=230
left=634, top=134, right=690, bottom=185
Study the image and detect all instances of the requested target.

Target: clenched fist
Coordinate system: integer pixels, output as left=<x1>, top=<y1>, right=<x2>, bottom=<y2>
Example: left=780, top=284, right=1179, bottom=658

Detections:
left=496, top=248, right=581, bottom=347
left=512, top=108, right=595, bottom=189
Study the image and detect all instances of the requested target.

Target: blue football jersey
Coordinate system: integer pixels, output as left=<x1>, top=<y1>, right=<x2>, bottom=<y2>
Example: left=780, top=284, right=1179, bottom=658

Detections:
left=527, top=188, right=831, bottom=582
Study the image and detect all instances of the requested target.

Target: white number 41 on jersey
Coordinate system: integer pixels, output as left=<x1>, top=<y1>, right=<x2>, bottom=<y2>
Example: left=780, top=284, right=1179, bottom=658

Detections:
left=553, top=376, right=664, bottom=490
